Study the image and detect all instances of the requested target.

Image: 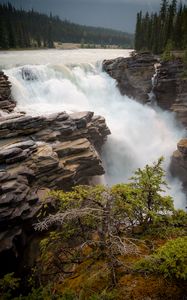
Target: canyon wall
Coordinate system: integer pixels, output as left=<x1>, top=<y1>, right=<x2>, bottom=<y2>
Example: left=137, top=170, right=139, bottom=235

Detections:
left=0, top=71, right=110, bottom=272
left=103, top=52, right=187, bottom=196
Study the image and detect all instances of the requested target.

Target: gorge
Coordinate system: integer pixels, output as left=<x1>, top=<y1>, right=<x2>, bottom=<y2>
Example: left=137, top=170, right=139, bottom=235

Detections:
left=0, top=49, right=187, bottom=275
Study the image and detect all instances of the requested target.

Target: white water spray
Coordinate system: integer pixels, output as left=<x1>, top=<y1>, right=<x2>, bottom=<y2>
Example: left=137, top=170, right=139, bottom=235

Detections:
left=3, top=53, right=186, bottom=208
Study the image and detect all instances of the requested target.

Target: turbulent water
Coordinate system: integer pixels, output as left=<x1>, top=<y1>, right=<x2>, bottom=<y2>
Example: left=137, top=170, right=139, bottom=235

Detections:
left=0, top=49, right=186, bottom=208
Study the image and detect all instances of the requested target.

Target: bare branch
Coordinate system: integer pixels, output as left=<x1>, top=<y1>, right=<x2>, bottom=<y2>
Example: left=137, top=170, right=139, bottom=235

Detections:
left=34, top=207, right=104, bottom=231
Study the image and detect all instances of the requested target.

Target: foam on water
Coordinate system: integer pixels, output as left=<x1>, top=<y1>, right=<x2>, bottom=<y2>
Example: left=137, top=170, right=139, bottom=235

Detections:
left=3, top=50, right=186, bottom=208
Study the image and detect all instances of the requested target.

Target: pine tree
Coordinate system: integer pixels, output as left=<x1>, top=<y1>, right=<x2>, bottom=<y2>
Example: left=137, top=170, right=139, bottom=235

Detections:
left=0, top=20, right=9, bottom=49
left=135, top=0, right=187, bottom=54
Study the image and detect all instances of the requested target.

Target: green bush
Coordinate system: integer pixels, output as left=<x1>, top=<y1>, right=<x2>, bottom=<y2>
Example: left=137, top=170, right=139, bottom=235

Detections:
left=161, top=40, right=174, bottom=62
left=135, top=237, right=187, bottom=280
left=0, top=273, right=20, bottom=300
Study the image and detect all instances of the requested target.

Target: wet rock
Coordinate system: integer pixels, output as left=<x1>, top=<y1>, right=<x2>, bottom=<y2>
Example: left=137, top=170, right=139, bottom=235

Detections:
left=103, top=52, right=158, bottom=103
left=54, top=138, right=91, bottom=157
left=0, top=71, right=16, bottom=113
left=70, top=111, right=94, bottom=128
left=0, top=109, right=110, bottom=262
left=170, top=138, right=187, bottom=193
left=154, top=60, right=187, bottom=128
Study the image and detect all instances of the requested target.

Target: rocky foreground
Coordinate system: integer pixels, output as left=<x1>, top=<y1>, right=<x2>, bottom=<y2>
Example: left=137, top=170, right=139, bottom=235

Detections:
left=103, top=52, right=187, bottom=195
left=0, top=72, right=110, bottom=271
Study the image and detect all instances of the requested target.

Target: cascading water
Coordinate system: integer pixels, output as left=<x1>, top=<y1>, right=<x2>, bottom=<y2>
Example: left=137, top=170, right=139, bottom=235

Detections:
left=3, top=54, right=186, bottom=208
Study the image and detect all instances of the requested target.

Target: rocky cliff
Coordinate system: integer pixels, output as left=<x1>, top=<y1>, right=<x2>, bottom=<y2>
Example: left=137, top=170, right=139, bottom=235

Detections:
left=170, top=139, right=187, bottom=194
left=154, top=60, right=187, bottom=129
left=0, top=71, right=110, bottom=272
left=103, top=52, right=158, bottom=103
left=103, top=52, right=187, bottom=196
left=0, top=71, right=16, bottom=113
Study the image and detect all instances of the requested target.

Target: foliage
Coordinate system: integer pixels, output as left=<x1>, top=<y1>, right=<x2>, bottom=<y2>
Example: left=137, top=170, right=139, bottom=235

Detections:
left=135, top=0, right=187, bottom=54
left=34, top=158, right=175, bottom=286
left=0, top=273, right=20, bottom=300
left=2, top=159, right=187, bottom=299
left=161, top=40, right=175, bottom=61
left=36, top=184, right=141, bottom=286
left=134, top=237, right=187, bottom=281
left=112, top=157, right=174, bottom=229
left=0, top=3, right=133, bottom=50
left=88, top=289, right=117, bottom=300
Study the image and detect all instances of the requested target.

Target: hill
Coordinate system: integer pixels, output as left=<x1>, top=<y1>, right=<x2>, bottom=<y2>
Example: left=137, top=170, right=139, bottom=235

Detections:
left=0, top=3, right=134, bottom=49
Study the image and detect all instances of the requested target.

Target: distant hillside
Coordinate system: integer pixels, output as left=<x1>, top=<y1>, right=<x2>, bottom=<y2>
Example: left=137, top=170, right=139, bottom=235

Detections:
left=0, top=3, right=134, bottom=49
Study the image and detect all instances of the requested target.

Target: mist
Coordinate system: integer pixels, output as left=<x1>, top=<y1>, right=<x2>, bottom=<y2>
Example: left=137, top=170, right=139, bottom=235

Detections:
left=3, top=49, right=186, bottom=208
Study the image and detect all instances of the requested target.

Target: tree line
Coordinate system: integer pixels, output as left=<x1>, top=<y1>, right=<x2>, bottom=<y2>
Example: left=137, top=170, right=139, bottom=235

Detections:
left=135, top=0, right=187, bottom=54
left=0, top=3, right=133, bottom=50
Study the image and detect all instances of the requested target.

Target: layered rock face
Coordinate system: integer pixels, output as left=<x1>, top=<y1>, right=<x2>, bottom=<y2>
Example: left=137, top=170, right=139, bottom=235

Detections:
left=154, top=60, right=187, bottom=128
left=0, top=72, right=16, bottom=113
left=103, top=52, right=158, bottom=103
left=103, top=53, right=187, bottom=199
left=0, top=71, right=110, bottom=271
left=170, top=139, right=187, bottom=194
left=153, top=61, right=187, bottom=192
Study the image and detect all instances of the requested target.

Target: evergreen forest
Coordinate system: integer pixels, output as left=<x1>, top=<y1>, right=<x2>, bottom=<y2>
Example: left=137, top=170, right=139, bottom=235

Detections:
left=135, top=0, right=187, bottom=54
left=0, top=3, right=133, bottom=49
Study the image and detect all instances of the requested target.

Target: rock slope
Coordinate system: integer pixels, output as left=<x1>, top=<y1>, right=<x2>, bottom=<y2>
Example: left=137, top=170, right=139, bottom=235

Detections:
left=0, top=72, right=110, bottom=270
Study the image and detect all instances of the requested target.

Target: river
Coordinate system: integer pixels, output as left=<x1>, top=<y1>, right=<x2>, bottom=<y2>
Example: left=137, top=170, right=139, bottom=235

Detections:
left=0, top=49, right=185, bottom=208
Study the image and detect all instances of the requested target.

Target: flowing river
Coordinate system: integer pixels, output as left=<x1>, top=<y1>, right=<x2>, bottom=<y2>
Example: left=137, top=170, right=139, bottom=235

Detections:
left=0, top=49, right=186, bottom=208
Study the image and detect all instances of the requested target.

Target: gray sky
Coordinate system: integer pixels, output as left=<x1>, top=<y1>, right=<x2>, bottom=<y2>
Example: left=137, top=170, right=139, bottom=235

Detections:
left=0, top=0, right=167, bottom=33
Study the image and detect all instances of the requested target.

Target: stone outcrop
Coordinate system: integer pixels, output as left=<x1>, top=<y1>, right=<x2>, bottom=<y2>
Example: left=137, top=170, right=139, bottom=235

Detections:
left=103, top=53, right=187, bottom=201
left=0, top=71, right=16, bottom=113
left=170, top=139, right=187, bottom=193
left=0, top=76, right=110, bottom=269
left=154, top=60, right=187, bottom=128
left=103, top=52, right=158, bottom=103
left=153, top=61, right=187, bottom=191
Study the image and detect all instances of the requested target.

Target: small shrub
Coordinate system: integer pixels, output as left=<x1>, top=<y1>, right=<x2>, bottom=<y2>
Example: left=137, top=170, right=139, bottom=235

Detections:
left=161, top=40, right=174, bottom=62
left=0, top=273, right=20, bottom=300
left=134, top=237, right=187, bottom=281
left=88, top=289, right=117, bottom=300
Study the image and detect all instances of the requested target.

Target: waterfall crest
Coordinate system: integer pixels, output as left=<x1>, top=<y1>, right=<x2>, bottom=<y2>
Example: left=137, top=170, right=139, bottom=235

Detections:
left=4, top=61, right=186, bottom=208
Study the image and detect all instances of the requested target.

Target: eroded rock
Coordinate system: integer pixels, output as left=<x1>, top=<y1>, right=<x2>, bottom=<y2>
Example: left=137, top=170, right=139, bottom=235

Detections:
left=0, top=108, right=110, bottom=265
left=170, top=139, right=187, bottom=193
left=0, top=71, right=16, bottom=113
left=103, top=52, right=158, bottom=103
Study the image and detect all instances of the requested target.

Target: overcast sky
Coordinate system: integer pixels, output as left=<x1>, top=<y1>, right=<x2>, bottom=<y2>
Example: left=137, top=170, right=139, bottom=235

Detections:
left=0, top=0, right=185, bottom=33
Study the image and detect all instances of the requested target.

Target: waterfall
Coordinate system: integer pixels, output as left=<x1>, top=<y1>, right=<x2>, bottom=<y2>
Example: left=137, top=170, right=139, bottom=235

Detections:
left=4, top=59, right=186, bottom=208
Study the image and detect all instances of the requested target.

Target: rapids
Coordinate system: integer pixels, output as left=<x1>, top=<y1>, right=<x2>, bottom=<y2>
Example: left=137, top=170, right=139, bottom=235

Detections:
left=0, top=49, right=186, bottom=208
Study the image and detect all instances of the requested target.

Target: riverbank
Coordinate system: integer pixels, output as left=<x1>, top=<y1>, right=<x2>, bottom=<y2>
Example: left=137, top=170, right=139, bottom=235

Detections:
left=0, top=43, right=131, bottom=52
